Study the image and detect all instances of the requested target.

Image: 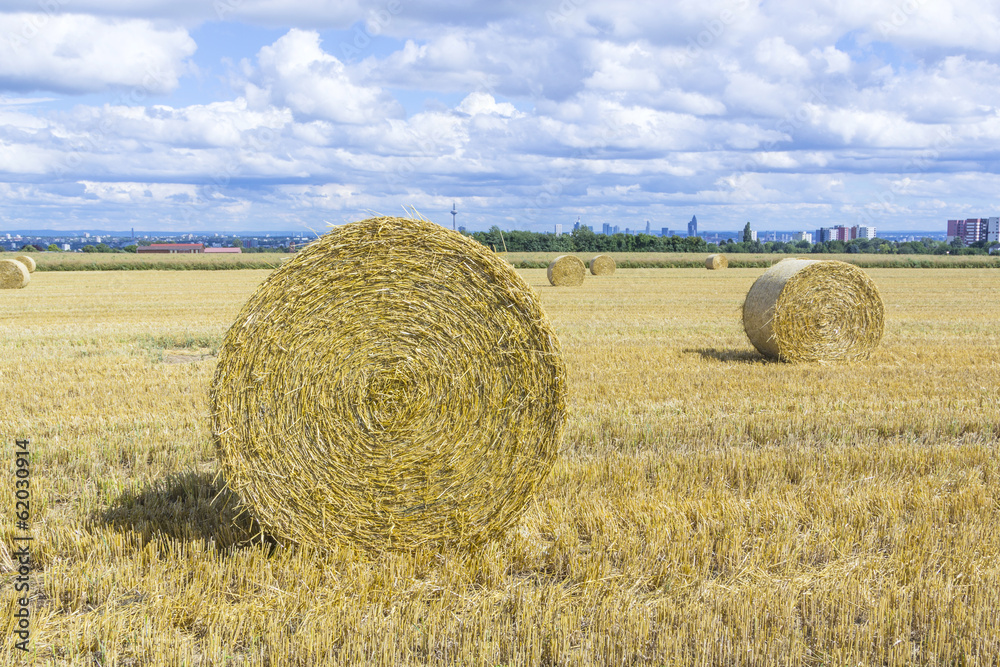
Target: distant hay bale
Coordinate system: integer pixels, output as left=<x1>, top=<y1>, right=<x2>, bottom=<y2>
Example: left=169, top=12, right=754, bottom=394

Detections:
left=705, top=254, right=728, bottom=270
left=547, top=255, right=586, bottom=286
left=210, top=216, right=567, bottom=551
left=14, top=255, right=36, bottom=272
left=742, top=258, right=884, bottom=362
left=0, top=260, right=30, bottom=289
left=588, top=255, right=616, bottom=275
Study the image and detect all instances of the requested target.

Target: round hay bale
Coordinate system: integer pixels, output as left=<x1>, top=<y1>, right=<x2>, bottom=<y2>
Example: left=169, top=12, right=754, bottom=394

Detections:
left=14, top=255, right=36, bottom=273
left=705, top=254, right=728, bottom=270
left=210, top=216, right=567, bottom=551
left=588, top=255, right=616, bottom=276
left=742, top=258, right=884, bottom=362
left=547, top=255, right=585, bottom=286
left=0, top=260, right=30, bottom=289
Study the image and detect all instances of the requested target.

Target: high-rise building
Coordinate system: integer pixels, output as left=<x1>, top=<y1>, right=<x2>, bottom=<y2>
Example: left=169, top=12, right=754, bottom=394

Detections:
left=816, top=226, right=850, bottom=242
left=852, top=225, right=876, bottom=239
left=793, top=231, right=813, bottom=243
left=554, top=224, right=563, bottom=236
left=688, top=215, right=697, bottom=237
left=988, top=217, right=999, bottom=243
left=946, top=219, right=960, bottom=241
left=602, top=223, right=611, bottom=235
left=645, top=220, right=651, bottom=234
left=661, top=227, right=670, bottom=237
left=947, top=218, right=989, bottom=244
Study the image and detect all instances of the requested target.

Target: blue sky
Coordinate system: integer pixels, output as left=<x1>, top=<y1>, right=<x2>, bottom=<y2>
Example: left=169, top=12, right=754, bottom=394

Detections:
left=1, top=0, right=999, bottom=234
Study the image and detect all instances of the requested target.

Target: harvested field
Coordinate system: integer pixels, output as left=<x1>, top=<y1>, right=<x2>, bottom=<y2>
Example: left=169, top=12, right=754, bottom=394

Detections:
left=1, top=268, right=999, bottom=665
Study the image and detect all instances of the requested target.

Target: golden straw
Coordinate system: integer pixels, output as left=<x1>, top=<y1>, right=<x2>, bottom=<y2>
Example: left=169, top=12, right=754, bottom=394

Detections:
left=743, top=258, right=884, bottom=362
left=588, top=255, right=616, bottom=276
left=547, top=255, right=585, bottom=286
left=210, top=215, right=567, bottom=551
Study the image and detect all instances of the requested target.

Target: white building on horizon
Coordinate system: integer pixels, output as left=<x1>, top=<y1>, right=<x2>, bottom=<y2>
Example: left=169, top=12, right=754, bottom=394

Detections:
left=554, top=223, right=562, bottom=236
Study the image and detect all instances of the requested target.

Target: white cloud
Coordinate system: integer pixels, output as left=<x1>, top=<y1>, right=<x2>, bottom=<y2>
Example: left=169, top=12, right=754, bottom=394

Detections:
left=3, top=1, right=1000, bottom=233
left=754, top=37, right=811, bottom=80
left=812, top=46, right=852, bottom=75
left=80, top=181, right=197, bottom=203
left=0, top=13, right=195, bottom=94
left=456, top=92, right=521, bottom=118
left=248, top=29, right=402, bottom=124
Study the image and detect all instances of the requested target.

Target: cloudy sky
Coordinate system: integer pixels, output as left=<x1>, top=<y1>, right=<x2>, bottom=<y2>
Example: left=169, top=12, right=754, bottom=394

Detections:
left=1, top=0, right=999, bottom=234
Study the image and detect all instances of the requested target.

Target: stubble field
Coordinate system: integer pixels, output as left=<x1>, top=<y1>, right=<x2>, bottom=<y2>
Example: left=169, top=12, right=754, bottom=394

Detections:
left=1, top=267, right=999, bottom=665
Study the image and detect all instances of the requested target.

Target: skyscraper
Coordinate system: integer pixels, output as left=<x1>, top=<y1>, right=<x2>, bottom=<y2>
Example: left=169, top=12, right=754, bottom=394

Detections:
left=645, top=220, right=651, bottom=234
left=688, top=215, right=698, bottom=237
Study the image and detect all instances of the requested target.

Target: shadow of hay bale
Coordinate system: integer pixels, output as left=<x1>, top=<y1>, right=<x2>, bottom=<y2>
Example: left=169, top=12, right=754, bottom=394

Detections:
left=97, top=471, right=276, bottom=552
left=682, top=347, right=773, bottom=364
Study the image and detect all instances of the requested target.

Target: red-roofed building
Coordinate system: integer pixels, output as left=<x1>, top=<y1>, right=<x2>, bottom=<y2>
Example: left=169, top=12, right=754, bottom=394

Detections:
left=204, top=247, right=242, bottom=253
left=137, top=243, right=204, bottom=254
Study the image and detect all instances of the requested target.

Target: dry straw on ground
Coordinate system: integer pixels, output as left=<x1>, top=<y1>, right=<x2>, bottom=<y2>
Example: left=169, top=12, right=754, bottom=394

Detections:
left=742, top=258, right=884, bottom=362
left=0, top=259, right=30, bottom=289
left=547, top=255, right=586, bottom=285
left=14, top=255, right=36, bottom=272
left=588, top=254, right=616, bottom=276
left=210, top=215, right=567, bottom=551
left=705, top=254, right=728, bottom=270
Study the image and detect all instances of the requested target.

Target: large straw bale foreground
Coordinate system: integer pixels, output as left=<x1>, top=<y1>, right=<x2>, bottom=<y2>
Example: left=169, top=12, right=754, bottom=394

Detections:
left=589, top=254, right=616, bottom=275
left=705, top=253, right=728, bottom=270
left=547, top=254, right=586, bottom=285
left=210, top=216, right=567, bottom=551
left=743, top=258, right=884, bottom=362
left=14, top=254, right=36, bottom=272
left=0, top=259, right=30, bottom=289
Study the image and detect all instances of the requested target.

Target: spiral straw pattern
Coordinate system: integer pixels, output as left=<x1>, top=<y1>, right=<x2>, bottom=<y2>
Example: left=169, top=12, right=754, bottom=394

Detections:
left=588, top=255, right=616, bottom=276
left=742, top=258, right=884, bottom=362
left=210, top=216, right=567, bottom=551
left=0, top=260, right=30, bottom=289
left=547, top=255, right=586, bottom=286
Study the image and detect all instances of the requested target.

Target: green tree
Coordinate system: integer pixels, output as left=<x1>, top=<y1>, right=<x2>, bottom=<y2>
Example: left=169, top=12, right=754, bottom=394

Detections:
left=742, top=222, right=753, bottom=244
left=20, top=244, right=39, bottom=252
left=570, top=225, right=597, bottom=252
left=47, top=243, right=61, bottom=252
left=231, top=238, right=243, bottom=248
left=95, top=242, right=112, bottom=252
left=123, top=244, right=138, bottom=253
left=82, top=244, right=97, bottom=253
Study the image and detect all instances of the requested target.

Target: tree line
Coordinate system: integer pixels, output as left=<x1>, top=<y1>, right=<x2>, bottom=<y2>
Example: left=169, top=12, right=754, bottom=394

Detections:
left=466, top=225, right=998, bottom=255
left=17, top=228, right=997, bottom=256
